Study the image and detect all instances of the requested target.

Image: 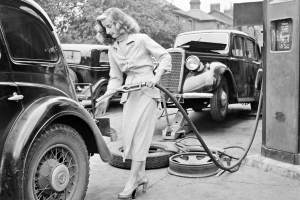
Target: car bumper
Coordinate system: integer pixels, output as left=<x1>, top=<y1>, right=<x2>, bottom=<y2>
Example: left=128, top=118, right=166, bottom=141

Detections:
left=182, top=93, right=213, bottom=98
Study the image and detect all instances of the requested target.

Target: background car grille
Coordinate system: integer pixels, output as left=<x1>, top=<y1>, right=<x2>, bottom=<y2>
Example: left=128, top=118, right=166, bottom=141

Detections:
left=160, top=51, right=184, bottom=93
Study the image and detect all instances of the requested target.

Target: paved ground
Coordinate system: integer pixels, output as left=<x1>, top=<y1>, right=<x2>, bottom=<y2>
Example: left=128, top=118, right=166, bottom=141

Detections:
left=85, top=104, right=300, bottom=200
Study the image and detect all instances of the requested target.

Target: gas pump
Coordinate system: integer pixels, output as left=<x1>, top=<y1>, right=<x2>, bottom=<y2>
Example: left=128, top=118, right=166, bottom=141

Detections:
left=263, top=0, right=300, bottom=164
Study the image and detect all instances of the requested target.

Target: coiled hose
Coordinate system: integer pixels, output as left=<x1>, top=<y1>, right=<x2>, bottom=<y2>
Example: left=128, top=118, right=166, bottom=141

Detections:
left=96, top=82, right=263, bottom=173
left=155, top=83, right=263, bottom=173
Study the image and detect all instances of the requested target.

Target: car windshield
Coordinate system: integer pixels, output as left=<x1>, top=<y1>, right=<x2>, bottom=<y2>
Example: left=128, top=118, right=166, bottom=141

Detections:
left=174, top=32, right=229, bottom=54
left=63, top=50, right=81, bottom=64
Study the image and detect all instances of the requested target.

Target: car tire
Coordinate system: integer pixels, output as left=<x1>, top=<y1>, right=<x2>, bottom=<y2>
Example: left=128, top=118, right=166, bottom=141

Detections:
left=23, top=124, right=89, bottom=200
left=108, top=142, right=174, bottom=170
left=210, top=77, right=229, bottom=121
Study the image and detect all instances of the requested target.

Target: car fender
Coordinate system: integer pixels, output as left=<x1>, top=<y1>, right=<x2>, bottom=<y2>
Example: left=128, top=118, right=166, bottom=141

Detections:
left=210, top=61, right=238, bottom=98
left=0, top=96, right=111, bottom=199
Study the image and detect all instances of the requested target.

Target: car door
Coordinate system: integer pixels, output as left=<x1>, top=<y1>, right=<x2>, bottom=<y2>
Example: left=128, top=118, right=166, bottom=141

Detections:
left=0, top=31, right=23, bottom=156
left=245, top=38, right=262, bottom=98
left=229, top=34, right=248, bottom=98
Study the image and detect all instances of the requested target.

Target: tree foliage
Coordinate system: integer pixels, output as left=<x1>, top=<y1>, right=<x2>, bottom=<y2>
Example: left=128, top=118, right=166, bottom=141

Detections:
left=35, top=0, right=182, bottom=48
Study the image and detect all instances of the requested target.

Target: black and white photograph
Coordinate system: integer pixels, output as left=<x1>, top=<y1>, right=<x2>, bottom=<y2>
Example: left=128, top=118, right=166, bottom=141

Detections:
left=0, top=0, right=299, bottom=199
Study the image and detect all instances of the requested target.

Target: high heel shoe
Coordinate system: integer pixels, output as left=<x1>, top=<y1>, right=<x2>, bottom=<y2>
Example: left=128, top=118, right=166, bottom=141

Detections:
left=117, top=185, right=138, bottom=199
left=137, top=177, right=149, bottom=193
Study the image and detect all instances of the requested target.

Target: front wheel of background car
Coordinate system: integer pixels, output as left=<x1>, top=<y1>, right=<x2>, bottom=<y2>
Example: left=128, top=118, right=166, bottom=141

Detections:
left=210, top=77, right=229, bottom=121
left=23, top=124, right=89, bottom=200
left=93, top=84, right=107, bottom=100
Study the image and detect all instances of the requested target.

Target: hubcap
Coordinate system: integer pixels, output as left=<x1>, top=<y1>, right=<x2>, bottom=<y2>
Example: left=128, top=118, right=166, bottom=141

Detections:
left=51, top=164, right=70, bottom=192
left=34, top=146, right=78, bottom=199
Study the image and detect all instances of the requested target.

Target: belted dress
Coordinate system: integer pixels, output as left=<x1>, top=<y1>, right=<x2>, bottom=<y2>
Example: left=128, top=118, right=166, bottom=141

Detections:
left=106, top=33, right=171, bottom=161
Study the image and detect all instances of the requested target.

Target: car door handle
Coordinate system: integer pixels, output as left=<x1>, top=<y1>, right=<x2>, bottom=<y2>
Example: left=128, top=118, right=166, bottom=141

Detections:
left=8, top=92, right=24, bottom=101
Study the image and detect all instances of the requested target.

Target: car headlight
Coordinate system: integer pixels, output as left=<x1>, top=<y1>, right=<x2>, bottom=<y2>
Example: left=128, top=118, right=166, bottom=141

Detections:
left=186, top=56, right=204, bottom=71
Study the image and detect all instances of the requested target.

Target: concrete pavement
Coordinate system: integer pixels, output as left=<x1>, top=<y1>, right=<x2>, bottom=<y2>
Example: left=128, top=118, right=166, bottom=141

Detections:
left=85, top=104, right=300, bottom=200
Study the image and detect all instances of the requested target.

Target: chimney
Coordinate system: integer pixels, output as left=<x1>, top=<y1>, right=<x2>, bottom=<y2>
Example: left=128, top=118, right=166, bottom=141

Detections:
left=190, top=0, right=201, bottom=10
left=210, top=3, right=220, bottom=12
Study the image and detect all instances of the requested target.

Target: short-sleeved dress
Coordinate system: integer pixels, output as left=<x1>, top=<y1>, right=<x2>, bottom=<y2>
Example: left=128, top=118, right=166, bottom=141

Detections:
left=107, top=33, right=171, bottom=161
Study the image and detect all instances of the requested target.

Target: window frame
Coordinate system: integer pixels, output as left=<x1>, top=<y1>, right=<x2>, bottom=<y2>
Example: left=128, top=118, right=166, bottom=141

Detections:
left=0, top=5, right=60, bottom=63
left=231, top=35, right=245, bottom=58
left=245, top=38, right=256, bottom=60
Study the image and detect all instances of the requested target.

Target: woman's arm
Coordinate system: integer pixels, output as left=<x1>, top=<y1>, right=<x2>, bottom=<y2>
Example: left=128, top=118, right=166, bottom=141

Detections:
left=142, top=34, right=172, bottom=76
left=106, top=48, right=123, bottom=93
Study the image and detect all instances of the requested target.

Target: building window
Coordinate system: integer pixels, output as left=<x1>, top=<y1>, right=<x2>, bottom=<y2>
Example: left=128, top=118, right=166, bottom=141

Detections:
left=176, top=15, right=180, bottom=23
left=188, top=19, right=193, bottom=31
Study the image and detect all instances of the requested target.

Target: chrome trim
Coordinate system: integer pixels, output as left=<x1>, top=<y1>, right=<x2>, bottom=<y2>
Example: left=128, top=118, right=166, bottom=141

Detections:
left=178, top=51, right=186, bottom=92
left=14, top=82, right=70, bottom=98
left=182, top=93, right=213, bottom=99
left=238, top=97, right=255, bottom=102
left=69, top=65, right=109, bottom=71
left=8, top=92, right=24, bottom=101
left=167, top=48, right=186, bottom=92
left=0, top=82, right=17, bottom=86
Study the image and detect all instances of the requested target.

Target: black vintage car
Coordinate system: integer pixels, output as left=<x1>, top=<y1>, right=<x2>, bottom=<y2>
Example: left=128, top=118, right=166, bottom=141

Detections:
left=162, top=30, right=262, bottom=121
left=0, top=0, right=111, bottom=199
left=62, top=43, right=110, bottom=99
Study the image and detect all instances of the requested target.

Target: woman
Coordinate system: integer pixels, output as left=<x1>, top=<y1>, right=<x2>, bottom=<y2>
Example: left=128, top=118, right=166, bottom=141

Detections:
left=95, top=8, right=171, bottom=199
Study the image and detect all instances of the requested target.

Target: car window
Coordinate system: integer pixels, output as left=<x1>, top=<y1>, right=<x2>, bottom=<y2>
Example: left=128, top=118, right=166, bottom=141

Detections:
left=99, top=51, right=109, bottom=63
left=245, top=39, right=256, bottom=60
left=232, top=36, right=244, bottom=57
left=255, top=44, right=261, bottom=60
left=63, top=50, right=81, bottom=64
left=0, top=6, right=59, bottom=61
left=174, top=32, right=229, bottom=54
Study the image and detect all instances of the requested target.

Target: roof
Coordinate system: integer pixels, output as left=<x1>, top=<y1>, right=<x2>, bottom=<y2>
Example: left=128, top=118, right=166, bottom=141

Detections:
left=173, top=9, right=216, bottom=22
left=209, top=10, right=233, bottom=25
left=61, top=44, right=109, bottom=57
left=173, top=6, right=233, bottom=26
left=177, top=29, right=249, bottom=37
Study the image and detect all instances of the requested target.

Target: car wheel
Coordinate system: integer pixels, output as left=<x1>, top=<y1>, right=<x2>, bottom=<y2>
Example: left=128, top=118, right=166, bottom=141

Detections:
left=168, top=152, right=220, bottom=178
left=108, top=142, right=174, bottom=170
left=93, top=83, right=107, bottom=100
left=23, top=124, right=89, bottom=200
left=210, top=77, right=229, bottom=121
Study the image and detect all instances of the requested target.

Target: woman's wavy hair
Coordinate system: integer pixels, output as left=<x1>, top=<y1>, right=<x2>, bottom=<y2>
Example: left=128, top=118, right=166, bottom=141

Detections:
left=96, top=7, right=140, bottom=45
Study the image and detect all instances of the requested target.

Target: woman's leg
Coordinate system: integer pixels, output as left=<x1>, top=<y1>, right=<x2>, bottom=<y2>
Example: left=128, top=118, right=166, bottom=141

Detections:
left=120, top=160, right=143, bottom=194
left=138, top=161, right=146, bottom=180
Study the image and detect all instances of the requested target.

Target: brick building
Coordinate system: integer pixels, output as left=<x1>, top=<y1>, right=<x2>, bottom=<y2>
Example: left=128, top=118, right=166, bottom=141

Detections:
left=172, top=0, right=233, bottom=32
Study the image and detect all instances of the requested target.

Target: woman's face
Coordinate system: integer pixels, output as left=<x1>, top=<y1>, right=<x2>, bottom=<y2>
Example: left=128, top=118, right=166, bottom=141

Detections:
left=101, top=17, right=120, bottom=39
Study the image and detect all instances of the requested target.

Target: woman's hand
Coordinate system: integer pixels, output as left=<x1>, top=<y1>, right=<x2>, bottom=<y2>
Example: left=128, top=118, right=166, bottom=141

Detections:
left=95, top=98, right=110, bottom=116
left=147, top=69, right=165, bottom=88
left=146, top=76, right=160, bottom=88
left=94, top=91, right=115, bottom=116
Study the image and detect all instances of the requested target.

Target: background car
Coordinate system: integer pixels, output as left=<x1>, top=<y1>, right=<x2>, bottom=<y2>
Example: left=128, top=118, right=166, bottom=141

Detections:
left=161, top=30, right=262, bottom=121
left=62, top=43, right=121, bottom=110
left=0, top=1, right=111, bottom=199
